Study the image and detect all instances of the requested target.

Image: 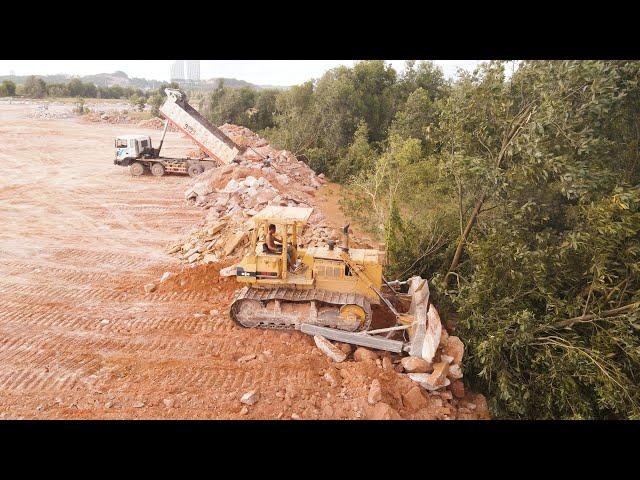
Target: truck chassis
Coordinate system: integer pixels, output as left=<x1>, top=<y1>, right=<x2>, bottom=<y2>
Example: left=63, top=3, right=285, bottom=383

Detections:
left=114, top=156, right=217, bottom=177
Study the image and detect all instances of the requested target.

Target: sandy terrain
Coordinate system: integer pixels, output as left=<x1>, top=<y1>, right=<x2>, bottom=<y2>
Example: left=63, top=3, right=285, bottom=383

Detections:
left=0, top=103, right=487, bottom=420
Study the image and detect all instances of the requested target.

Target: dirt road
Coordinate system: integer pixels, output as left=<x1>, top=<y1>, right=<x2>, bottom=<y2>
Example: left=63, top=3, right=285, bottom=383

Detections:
left=0, top=103, right=486, bottom=420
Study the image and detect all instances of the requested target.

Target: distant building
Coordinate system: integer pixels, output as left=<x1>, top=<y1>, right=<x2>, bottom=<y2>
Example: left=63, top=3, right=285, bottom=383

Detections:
left=186, top=60, right=200, bottom=83
left=169, top=60, right=184, bottom=82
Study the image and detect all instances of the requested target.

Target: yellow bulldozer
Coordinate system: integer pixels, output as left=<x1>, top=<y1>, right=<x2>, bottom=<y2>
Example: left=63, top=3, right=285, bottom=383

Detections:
left=229, top=205, right=439, bottom=359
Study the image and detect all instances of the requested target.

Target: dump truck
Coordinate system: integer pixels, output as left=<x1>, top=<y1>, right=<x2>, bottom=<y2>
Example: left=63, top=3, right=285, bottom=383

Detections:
left=229, top=206, right=439, bottom=360
left=113, top=89, right=244, bottom=177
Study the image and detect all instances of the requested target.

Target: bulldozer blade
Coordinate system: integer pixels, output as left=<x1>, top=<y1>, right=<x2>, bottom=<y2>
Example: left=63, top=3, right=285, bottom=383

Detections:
left=300, top=324, right=405, bottom=353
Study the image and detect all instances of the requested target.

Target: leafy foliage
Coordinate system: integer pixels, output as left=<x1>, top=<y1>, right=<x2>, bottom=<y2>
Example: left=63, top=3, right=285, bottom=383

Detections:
left=0, top=80, right=16, bottom=97
left=340, top=60, right=640, bottom=419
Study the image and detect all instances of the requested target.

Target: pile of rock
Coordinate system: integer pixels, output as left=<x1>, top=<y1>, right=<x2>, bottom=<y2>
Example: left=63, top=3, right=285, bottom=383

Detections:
left=312, top=332, right=487, bottom=420
left=167, top=124, right=365, bottom=264
left=136, top=117, right=180, bottom=131
left=82, top=111, right=136, bottom=124
left=313, top=300, right=469, bottom=413
left=28, top=104, right=76, bottom=120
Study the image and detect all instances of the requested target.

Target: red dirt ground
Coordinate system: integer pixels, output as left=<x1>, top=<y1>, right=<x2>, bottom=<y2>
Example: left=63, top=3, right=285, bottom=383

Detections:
left=0, top=103, right=488, bottom=419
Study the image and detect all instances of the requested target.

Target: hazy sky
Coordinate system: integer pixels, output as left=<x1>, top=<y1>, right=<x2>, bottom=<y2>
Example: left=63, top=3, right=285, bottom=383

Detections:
left=0, top=60, right=486, bottom=85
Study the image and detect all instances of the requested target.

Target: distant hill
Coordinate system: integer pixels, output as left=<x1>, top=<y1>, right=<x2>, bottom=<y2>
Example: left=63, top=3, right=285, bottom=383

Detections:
left=0, top=72, right=289, bottom=91
left=199, top=77, right=288, bottom=91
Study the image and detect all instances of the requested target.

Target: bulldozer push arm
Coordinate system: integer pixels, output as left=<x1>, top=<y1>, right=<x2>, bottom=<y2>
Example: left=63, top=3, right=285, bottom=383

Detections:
left=299, top=251, right=434, bottom=358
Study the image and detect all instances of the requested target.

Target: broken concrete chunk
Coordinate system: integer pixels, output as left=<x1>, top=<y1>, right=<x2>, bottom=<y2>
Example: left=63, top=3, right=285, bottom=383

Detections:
left=314, top=335, right=347, bottom=363
left=167, top=245, right=181, bottom=254
left=208, top=220, right=227, bottom=235
left=240, top=390, right=260, bottom=405
left=451, top=380, right=465, bottom=399
left=323, top=370, right=340, bottom=387
left=237, top=354, right=257, bottom=363
left=382, top=356, right=393, bottom=371
left=408, top=364, right=452, bottom=391
left=402, top=386, right=428, bottom=411
left=422, top=304, right=442, bottom=363
left=188, top=252, right=200, bottom=263
left=353, top=347, right=379, bottom=362
left=202, top=253, right=217, bottom=264
left=223, top=230, right=247, bottom=257
left=219, top=265, right=237, bottom=277
left=445, top=336, right=465, bottom=365
left=367, top=402, right=401, bottom=420
left=192, top=181, right=214, bottom=197
left=335, top=342, right=353, bottom=357
left=400, top=356, right=432, bottom=373
left=368, top=379, right=382, bottom=405
left=447, top=364, right=463, bottom=380
left=441, top=354, right=454, bottom=365
left=427, top=362, right=450, bottom=387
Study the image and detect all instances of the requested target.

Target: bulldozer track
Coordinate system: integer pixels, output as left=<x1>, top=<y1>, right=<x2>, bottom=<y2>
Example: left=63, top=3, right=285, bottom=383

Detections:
left=230, top=286, right=372, bottom=331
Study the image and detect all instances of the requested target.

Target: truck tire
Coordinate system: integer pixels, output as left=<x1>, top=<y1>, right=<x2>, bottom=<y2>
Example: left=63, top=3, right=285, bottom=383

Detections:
left=130, top=162, right=144, bottom=176
left=151, top=163, right=165, bottom=177
left=188, top=163, right=204, bottom=177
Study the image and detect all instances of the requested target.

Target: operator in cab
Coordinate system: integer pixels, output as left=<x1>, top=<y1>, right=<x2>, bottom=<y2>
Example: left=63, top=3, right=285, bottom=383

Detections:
left=266, top=224, right=297, bottom=273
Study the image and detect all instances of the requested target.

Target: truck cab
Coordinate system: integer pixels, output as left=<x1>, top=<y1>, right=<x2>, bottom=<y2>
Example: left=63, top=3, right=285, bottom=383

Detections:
left=114, top=135, right=154, bottom=166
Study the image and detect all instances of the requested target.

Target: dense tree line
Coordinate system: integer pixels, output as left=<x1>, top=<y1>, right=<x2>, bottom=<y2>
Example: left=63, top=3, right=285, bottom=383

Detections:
left=201, top=60, right=640, bottom=419
left=0, top=80, right=16, bottom=97
left=13, top=75, right=150, bottom=101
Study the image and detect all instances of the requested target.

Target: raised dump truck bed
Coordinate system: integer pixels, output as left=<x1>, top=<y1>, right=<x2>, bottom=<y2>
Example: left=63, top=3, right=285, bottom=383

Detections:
left=159, top=89, right=243, bottom=165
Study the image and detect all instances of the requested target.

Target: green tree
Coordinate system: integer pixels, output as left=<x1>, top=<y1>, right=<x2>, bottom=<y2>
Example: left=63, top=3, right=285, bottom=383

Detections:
left=0, top=80, right=16, bottom=97
left=24, top=76, right=47, bottom=98
left=390, top=87, right=438, bottom=152
left=331, top=120, right=377, bottom=182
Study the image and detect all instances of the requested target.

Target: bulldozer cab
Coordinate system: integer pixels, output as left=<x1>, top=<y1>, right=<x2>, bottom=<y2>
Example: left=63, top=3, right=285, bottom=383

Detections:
left=236, top=206, right=313, bottom=283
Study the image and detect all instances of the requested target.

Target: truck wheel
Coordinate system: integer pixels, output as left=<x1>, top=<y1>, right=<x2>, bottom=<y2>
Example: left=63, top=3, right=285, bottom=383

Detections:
left=130, top=162, right=144, bottom=176
left=151, top=163, right=165, bottom=177
left=188, top=164, right=204, bottom=177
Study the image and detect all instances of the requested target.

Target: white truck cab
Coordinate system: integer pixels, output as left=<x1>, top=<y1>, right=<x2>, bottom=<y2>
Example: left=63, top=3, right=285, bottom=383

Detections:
left=115, top=135, right=154, bottom=162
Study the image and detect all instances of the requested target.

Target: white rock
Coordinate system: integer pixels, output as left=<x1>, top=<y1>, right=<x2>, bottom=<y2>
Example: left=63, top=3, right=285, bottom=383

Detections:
left=276, top=174, right=290, bottom=185
left=243, top=176, right=259, bottom=188
left=237, top=354, right=257, bottom=363
left=160, top=272, right=172, bottom=282
left=144, top=283, right=156, bottom=293
left=313, top=335, right=347, bottom=362
left=223, top=179, right=240, bottom=193
left=188, top=253, right=200, bottom=263
left=368, top=379, right=382, bottom=405
left=400, top=356, right=432, bottom=373
left=192, top=181, right=213, bottom=197
left=441, top=354, right=455, bottom=364
left=448, top=364, right=464, bottom=380
left=240, top=390, right=260, bottom=405
left=100, top=319, right=110, bottom=325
